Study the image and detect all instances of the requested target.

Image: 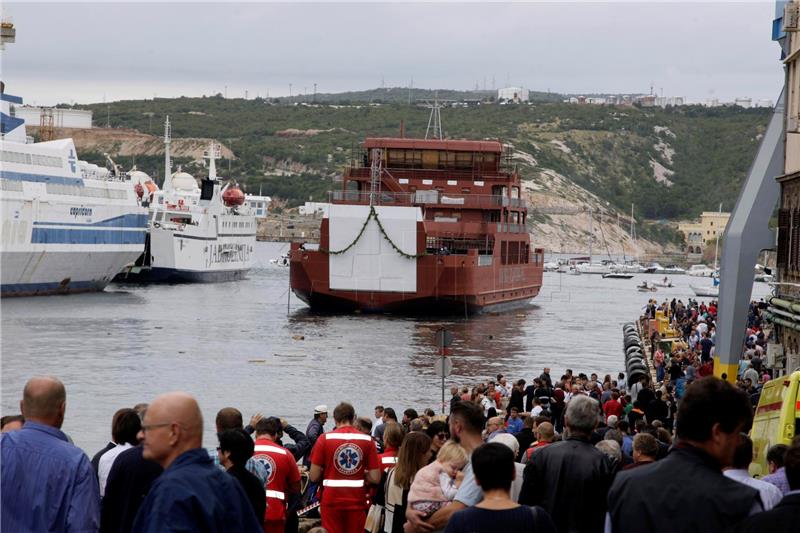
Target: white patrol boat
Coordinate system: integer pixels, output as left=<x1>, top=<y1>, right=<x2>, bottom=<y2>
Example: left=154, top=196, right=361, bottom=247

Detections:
left=0, top=22, right=148, bottom=296
left=117, top=117, right=255, bottom=283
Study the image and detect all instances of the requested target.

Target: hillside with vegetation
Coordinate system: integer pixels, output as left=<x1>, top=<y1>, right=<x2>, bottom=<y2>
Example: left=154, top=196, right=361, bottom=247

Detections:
left=62, top=92, right=770, bottom=252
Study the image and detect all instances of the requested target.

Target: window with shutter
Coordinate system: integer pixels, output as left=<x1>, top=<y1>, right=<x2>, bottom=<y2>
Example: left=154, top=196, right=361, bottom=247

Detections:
left=778, top=208, right=790, bottom=268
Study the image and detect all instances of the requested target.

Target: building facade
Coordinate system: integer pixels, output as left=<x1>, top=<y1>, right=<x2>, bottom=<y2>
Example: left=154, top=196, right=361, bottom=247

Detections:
left=774, top=0, right=800, bottom=373
left=678, top=211, right=731, bottom=259
left=11, top=105, right=92, bottom=129
left=497, top=87, right=529, bottom=103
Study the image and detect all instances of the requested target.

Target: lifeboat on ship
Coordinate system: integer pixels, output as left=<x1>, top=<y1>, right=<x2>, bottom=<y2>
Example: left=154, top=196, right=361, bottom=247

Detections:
left=223, top=186, right=245, bottom=207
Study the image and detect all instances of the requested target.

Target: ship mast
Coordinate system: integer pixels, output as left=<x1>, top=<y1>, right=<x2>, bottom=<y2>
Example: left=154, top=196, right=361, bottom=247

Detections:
left=163, top=115, right=172, bottom=192
left=204, top=141, right=220, bottom=181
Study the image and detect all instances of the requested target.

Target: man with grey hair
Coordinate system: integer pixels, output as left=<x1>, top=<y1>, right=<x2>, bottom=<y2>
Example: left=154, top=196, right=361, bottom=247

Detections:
left=1, top=376, right=100, bottom=531
left=519, top=395, right=613, bottom=533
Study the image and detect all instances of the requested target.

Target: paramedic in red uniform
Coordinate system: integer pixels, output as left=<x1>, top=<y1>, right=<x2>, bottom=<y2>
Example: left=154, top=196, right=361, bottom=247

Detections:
left=252, top=417, right=301, bottom=533
left=309, top=402, right=381, bottom=533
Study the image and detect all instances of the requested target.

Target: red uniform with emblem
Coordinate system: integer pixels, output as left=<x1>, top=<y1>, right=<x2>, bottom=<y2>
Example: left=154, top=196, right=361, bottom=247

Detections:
left=310, top=426, right=379, bottom=533
left=253, top=438, right=302, bottom=533
left=378, top=446, right=398, bottom=473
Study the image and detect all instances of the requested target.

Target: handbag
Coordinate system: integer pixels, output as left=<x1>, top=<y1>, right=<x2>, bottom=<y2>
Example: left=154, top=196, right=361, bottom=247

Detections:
left=364, top=501, right=385, bottom=533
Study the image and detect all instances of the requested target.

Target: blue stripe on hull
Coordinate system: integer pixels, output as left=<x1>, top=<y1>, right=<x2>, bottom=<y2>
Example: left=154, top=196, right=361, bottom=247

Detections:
left=1, top=279, right=106, bottom=297
left=33, top=214, right=148, bottom=228
left=31, top=227, right=146, bottom=245
left=0, top=170, right=84, bottom=187
left=115, top=267, right=249, bottom=284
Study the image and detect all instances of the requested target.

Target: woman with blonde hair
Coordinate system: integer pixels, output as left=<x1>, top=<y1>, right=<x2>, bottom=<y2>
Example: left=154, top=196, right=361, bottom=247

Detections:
left=384, top=432, right=432, bottom=533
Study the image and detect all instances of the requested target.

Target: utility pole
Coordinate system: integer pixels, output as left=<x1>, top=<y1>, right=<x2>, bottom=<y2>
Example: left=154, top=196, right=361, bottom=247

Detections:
left=313, top=83, right=317, bottom=102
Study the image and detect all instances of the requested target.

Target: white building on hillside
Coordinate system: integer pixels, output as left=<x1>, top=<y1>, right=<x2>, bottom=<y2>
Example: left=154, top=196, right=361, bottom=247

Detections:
left=11, top=105, right=92, bottom=129
left=497, top=87, right=529, bottom=102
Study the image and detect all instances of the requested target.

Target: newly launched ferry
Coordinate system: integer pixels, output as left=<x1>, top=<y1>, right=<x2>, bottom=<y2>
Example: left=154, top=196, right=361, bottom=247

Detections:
left=290, top=135, right=544, bottom=314
left=0, top=23, right=147, bottom=296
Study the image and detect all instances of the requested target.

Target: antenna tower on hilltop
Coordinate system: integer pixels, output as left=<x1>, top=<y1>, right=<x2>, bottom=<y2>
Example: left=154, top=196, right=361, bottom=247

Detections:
left=424, top=94, right=444, bottom=140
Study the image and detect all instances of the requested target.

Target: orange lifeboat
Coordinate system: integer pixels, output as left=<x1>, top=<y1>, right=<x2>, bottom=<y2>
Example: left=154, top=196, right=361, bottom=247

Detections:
left=223, top=187, right=245, bottom=207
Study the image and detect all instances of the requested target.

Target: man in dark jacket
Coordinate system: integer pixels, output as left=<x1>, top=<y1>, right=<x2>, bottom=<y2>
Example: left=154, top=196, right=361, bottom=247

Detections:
left=519, top=395, right=613, bottom=533
left=102, top=445, right=163, bottom=533
left=131, top=392, right=261, bottom=532
left=735, top=437, right=800, bottom=533
left=303, top=405, right=327, bottom=467
left=507, top=380, right=525, bottom=416
left=644, top=390, right=669, bottom=426
left=514, top=415, right=536, bottom=462
left=607, top=377, right=760, bottom=533
left=218, top=428, right=266, bottom=524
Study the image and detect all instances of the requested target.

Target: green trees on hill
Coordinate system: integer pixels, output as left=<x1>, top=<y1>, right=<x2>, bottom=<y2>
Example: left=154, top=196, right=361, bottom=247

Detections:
left=77, top=95, right=769, bottom=222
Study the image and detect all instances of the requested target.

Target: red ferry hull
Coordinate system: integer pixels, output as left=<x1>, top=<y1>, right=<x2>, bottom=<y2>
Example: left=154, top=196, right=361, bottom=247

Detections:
left=290, top=243, right=543, bottom=315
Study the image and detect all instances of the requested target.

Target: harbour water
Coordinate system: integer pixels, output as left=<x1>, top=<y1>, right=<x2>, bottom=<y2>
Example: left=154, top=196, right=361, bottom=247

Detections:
left=1, top=241, right=771, bottom=452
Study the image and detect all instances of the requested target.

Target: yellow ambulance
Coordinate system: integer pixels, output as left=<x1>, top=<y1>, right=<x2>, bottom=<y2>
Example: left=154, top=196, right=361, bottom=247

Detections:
left=749, top=370, right=800, bottom=477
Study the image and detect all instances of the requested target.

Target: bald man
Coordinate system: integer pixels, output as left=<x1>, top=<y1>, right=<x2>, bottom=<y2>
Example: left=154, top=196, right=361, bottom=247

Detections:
left=131, top=392, right=262, bottom=532
left=1, top=376, right=100, bottom=531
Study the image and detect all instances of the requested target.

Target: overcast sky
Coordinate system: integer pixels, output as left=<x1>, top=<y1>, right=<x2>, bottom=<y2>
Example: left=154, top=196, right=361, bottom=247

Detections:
left=1, top=1, right=786, bottom=106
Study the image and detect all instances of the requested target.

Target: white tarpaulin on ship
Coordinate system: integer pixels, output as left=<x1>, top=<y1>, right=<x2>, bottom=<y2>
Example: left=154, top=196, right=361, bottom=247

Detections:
left=328, top=204, right=421, bottom=292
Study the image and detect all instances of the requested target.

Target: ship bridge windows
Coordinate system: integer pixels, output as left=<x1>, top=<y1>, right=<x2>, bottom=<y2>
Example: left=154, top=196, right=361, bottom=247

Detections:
left=386, top=149, right=422, bottom=168
left=383, top=148, right=501, bottom=171
left=1, top=150, right=62, bottom=168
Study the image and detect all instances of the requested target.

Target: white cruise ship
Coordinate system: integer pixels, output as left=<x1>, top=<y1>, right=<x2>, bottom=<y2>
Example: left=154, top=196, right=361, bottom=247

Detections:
left=117, top=119, right=255, bottom=283
left=0, top=24, right=147, bottom=296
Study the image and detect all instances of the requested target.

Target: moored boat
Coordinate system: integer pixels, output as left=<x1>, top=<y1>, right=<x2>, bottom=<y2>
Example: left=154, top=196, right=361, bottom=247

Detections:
left=116, top=120, right=255, bottom=283
left=1, top=22, right=147, bottom=296
left=603, top=272, right=634, bottom=279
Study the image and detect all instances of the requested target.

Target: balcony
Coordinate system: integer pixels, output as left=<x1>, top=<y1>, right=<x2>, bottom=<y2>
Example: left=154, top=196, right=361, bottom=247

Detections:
left=345, top=166, right=516, bottom=183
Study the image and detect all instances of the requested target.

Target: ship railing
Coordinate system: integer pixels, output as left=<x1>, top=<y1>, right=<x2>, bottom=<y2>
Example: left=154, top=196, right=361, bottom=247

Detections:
left=345, top=166, right=515, bottom=182
left=496, top=223, right=527, bottom=234
left=329, top=190, right=527, bottom=210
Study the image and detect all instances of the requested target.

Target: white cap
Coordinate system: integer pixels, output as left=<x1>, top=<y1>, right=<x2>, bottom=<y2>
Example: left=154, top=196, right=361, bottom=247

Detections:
left=314, top=404, right=328, bottom=414
left=490, top=433, right=520, bottom=456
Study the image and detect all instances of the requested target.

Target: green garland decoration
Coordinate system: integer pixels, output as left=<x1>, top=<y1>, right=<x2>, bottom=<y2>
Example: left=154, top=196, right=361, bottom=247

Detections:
left=319, top=205, right=425, bottom=259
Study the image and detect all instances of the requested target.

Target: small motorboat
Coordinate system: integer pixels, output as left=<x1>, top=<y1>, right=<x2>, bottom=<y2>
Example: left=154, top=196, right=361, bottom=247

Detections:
left=603, top=272, right=634, bottom=279
left=690, top=275, right=720, bottom=297
left=637, top=282, right=657, bottom=292
left=651, top=277, right=673, bottom=288
left=691, top=285, right=719, bottom=297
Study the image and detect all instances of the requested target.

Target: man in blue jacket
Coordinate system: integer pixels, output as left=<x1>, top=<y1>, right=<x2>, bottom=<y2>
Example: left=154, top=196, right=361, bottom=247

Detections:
left=1, top=375, right=100, bottom=532
left=132, top=391, right=262, bottom=532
